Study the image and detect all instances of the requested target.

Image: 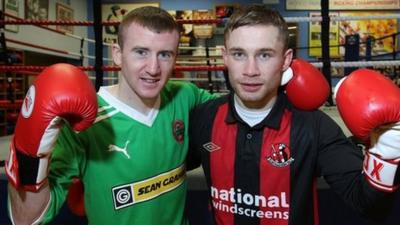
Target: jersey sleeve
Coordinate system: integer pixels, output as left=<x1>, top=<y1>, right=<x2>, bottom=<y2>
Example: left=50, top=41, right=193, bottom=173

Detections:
left=183, top=81, right=218, bottom=109
left=187, top=104, right=204, bottom=171
left=41, top=124, right=86, bottom=223
left=187, top=96, right=227, bottom=171
left=316, top=111, right=363, bottom=178
left=315, top=111, right=395, bottom=219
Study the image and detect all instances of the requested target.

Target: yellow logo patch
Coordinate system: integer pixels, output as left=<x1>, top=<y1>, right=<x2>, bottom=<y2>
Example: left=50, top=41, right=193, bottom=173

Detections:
left=112, top=164, right=186, bottom=210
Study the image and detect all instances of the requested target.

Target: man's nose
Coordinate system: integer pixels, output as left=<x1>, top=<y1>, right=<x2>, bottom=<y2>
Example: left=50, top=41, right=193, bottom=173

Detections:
left=146, top=55, right=161, bottom=75
left=243, top=58, right=260, bottom=77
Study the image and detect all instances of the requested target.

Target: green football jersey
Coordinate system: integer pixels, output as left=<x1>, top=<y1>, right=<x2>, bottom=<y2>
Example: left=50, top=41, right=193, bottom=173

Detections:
left=41, top=81, right=214, bottom=225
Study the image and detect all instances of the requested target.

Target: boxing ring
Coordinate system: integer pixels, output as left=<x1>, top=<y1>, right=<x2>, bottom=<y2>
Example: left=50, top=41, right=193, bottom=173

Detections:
left=0, top=8, right=400, bottom=225
left=0, top=1, right=399, bottom=193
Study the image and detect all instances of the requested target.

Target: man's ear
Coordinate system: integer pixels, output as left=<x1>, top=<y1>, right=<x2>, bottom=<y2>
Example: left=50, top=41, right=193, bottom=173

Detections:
left=282, top=48, right=293, bottom=72
left=222, top=46, right=228, bottom=65
left=112, top=44, right=122, bottom=66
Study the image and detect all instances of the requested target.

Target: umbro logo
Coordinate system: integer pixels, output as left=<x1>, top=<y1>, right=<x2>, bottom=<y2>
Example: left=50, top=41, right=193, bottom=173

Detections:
left=202, top=142, right=221, bottom=152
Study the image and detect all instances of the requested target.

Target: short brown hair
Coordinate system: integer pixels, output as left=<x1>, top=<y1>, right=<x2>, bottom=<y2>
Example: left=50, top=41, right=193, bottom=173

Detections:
left=224, top=5, right=289, bottom=50
left=118, top=6, right=180, bottom=48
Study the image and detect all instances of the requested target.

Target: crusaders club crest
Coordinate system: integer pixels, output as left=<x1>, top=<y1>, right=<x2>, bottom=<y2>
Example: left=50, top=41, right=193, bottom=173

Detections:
left=266, top=143, right=294, bottom=167
left=172, top=120, right=185, bottom=144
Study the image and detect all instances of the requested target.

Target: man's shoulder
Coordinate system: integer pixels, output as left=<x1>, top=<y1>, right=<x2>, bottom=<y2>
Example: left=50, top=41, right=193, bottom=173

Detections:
left=163, top=81, right=213, bottom=101
left=164, top=80, right=198, bottom=92
left=192, top=94, right=229, bottom=114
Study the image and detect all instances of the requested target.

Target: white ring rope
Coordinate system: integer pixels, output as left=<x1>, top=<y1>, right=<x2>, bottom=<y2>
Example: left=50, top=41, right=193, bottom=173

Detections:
left=175, top=60, right=400, bottom=67
left=89, top=60, right=400, bottom=70
left=6, top=36, right=400, bottom=69
left=5, top=12, right=399, bottom=48
left=67, top=51, right=112, bottom=61
left=311, top=60, right=400, bottom=68
left=284, top=14, right=400, bottom=23
left=169, top=77, right=226, bottom=81
left=179, top=46, right=223, bottom=50
left=65, top=33, right=113, bottom=47
left=87, top=76, right=227, bottom=83
left=7, top=38, right=227, bottom=63
left=64, top=33, right=96, bottom=44
left=88, top=76, right=118, bottom=81
left=176, top=61, right=223, bottom=65
left=61, top=11, right=400, bottom=49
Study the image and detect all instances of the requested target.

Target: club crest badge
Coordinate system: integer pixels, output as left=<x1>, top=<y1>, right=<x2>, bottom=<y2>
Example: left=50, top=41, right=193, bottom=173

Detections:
left=21, top=85, right=35, bottom=118
left=266, top=143, right=294, bottom=167
left=172, top=120, right=185, bottom=143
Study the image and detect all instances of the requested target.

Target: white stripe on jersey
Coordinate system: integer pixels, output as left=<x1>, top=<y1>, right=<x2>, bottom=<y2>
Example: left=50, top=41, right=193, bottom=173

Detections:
left=95, top=109, right=119, bottom=124
left=98, top=105, right=113, bottom=113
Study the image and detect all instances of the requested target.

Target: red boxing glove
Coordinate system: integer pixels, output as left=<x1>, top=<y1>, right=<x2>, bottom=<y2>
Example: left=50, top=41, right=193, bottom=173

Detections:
left=5, top=63, right=98, bottom=191
left=334, top=69, right=400, bottom=140
left=67, top=178, right=86, bottom=217
left=335, top=69, right=400, bottom=192
left=283, top=59, right=330, bottom=111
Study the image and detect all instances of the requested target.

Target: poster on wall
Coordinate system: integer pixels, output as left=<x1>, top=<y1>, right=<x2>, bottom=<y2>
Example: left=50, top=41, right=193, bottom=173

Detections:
left=168, top=10, right=193, bottom=46
left=339, top=12, right=397, bottom=56
left=102, top=3, right=159, bottom=44
left=56, top=3, right=74, bottom=34
left=214, top=4, right=239, bottom=34
left=25, top=0, right=48, bottom=20
left=286, top=0, right=400, bottom=10
left=308, top=12, right=340, bottom=57
left=5, top=0, right=19, bottom=33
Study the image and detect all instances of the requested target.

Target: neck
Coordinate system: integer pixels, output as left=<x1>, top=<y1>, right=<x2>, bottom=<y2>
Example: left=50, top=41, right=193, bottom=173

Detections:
left=108, top=83, right=159, bottom=115
left=234, top=94, right=274, bottom=127
left=241, top=91, right=278, bottom=109
left=234, top=94, right=274, bottom=113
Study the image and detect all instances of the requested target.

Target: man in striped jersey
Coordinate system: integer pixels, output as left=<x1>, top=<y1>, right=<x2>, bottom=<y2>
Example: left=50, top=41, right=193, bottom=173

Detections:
left=188, top=5, right=400, bottom=225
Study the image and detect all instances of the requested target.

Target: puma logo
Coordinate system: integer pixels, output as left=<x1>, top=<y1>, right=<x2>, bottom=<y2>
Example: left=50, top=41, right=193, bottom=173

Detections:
left=108, top=141, right=131, bottom=159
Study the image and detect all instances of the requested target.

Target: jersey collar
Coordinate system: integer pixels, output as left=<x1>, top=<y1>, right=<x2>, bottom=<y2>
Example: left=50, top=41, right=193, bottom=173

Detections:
left=225, top=91, right=287, bottom=130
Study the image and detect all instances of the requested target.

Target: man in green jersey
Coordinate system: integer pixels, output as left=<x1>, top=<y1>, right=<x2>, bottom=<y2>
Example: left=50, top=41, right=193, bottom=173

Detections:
left=7, top=6, right=214, bottom=225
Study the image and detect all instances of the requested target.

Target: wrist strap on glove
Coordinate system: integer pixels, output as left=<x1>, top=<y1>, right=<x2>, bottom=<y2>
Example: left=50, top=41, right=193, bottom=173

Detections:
left=5, top=141, right=49, bottom=192
left=363, top=152, right=400, bottom=192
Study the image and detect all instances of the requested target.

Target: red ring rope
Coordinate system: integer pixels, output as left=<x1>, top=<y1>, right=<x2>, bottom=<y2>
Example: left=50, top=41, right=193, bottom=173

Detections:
left=3, top=12, right=71, bottom=35
left=0, top=99, right=23, bottom=109
left=0, top=65, right=227, bottom=73
left=6, top=38, right=69, bottom=55
left=0, top=19, right=222, bottom=26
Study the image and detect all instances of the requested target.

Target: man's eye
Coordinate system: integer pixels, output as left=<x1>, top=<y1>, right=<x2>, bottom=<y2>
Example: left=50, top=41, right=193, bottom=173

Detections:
left=231, top=52, right=246, bottom=60
left=159, top=52, right=173, bottom=61
left=258, top=53, right=270, bottom=60
left=134, top=49, right=148, bottom=57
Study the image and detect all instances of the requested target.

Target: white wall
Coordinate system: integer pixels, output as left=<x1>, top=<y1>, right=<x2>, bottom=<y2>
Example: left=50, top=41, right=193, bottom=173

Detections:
left=4, top=0, right=89, bottom=63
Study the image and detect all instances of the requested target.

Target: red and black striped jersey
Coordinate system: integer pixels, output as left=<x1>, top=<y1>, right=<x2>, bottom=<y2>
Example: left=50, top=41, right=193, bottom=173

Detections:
left=188, top=92, right=392, bottom=225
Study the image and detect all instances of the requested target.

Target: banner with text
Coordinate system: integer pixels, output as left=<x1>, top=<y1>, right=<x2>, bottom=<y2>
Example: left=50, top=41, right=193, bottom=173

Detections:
left=287, top=0, right=400, bottom=10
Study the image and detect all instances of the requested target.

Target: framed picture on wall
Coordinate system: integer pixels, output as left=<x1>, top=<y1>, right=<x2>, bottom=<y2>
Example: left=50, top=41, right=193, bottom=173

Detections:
left=5, top=0, right=19, bottom=33
left=56, top=3, right=74, bottom=34
left=25, top=0, right=48, bottom=20
left=102, top=3, right=160, bottom=43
